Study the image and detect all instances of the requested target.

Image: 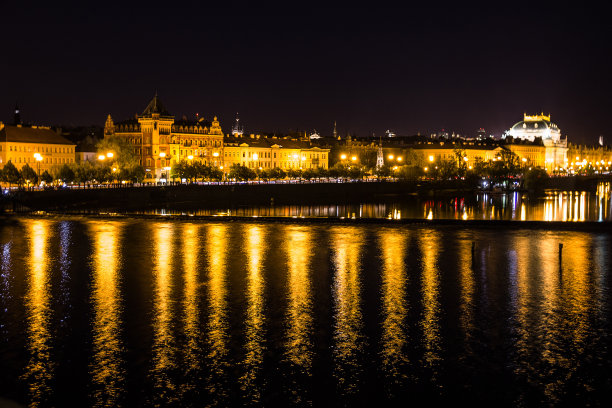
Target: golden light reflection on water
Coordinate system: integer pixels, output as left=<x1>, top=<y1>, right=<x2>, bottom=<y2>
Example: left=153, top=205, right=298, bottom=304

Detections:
left=457, top=232, right=475, bottom=345
left=90, top=222, right=125, bottom=407
left=23, top=220, right=53, bottom=408
left=284, top=226, right=314, bottom=403
left=509, top=232, right=598, bottom=404
left=379, top=229, right=408, bottom=383
left=240, top=225, right=266, bottom=403
left=205, top=224, right=230, bottom=402
left=181, top=223, right=201, bottom=396
left=560, top=234, right=593, bottom=353
left=150, top=223, right=177, bottom=403
left=331, top=227, right=364, bottom=396
left=418, top=230, right=442, bottom=374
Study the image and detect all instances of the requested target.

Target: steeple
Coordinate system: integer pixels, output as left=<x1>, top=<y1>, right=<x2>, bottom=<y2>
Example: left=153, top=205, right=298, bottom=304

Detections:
left=104, top=114, right=115, bottom=136
left=232, top=112, right=244, bottom=136
left=333, top=120, right=338, bottom=139
left=376, top=133, right=384, bottom=169
left=13, top=103, right=21, bottom=126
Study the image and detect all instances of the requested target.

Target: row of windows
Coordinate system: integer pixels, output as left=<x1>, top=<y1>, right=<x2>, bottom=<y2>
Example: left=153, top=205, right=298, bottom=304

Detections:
left=7, top=156, right=74, bottom=165
left=1, top=144, right=74, bottom=154
left=224, top=150, right=327, bottom=160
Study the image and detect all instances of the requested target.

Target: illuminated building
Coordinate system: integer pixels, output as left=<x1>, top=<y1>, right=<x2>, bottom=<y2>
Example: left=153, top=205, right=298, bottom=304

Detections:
left=223, top=136, right=329, bottom=170
left=104, top=93, right=224, bottom=179
left=0, top=121, right=76, bottom=173
left=503, top=113, right=568, bottom=171
left=567, top=143, right=612, bottom=172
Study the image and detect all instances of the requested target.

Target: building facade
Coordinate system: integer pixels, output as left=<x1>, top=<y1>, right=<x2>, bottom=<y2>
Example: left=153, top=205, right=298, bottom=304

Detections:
left=503, top=113, right=568, bottom=171
left=223, top=136, right=329, bottom=171
left=104, top=94, right=224, bottom=179
left=0, top=122, right=76, bottom=174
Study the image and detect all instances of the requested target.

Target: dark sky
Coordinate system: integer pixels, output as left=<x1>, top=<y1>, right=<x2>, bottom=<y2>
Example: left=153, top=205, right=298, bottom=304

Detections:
left=1, top=2, right=610, bottom=143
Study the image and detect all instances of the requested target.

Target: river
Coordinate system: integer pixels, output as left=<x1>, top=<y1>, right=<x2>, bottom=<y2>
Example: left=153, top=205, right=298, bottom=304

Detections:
left=0, top=218, right=610, bottom=406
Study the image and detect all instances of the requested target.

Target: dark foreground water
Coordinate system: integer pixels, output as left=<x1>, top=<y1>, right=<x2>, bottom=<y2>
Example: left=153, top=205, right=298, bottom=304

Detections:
left=1, top=218, right=611, bottom=407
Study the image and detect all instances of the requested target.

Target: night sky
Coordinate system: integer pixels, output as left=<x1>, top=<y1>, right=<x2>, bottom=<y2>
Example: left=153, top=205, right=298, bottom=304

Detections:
left=1, top=2, right=610, bottom=143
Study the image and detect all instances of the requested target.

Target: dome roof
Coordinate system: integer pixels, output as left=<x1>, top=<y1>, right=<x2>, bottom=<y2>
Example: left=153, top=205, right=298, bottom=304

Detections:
left=511, top=119, right=552, bottom=132
left=505, top=114, right=561, bottom=142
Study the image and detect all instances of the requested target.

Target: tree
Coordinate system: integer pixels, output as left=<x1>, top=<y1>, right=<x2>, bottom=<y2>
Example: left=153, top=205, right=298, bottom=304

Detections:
left=41, top=170, right=53, bottom=184
left=268, top=167, right=286, bottom=180
left=58, top=164, right=75, bottom=183
left=20, top=164, right=38, bottom=185
left=229, top=164, right=256, bottom=181
left=524, top=168, right=549, bottom=191
left=1, top=161, right=21, bottom=187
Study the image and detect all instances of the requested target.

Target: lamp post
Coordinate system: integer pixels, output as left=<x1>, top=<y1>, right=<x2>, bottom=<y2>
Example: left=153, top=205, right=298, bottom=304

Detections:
left=33, top=153, right=43, bottom=186
left=159, top=152, right=166, bottom=183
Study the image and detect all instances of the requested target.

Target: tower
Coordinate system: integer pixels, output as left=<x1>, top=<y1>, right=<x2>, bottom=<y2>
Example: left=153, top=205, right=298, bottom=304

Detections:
left=13, top=103, right=21, bottom=125
left=376, top=135, right=384, bottom=169
left=333, top=120, right=338, bottom=139
left=104, top=114, right=115, bottom=136
left=232, top=112, right=244, bottom=136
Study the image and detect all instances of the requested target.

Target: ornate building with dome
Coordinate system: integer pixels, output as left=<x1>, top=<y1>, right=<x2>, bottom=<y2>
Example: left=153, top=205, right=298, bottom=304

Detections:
left=503, top=113, right=568, bottom=171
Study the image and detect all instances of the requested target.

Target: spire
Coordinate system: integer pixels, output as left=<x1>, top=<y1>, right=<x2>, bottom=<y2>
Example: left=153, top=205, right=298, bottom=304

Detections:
left=232, top=112, right=244, bottom=136
left=142, top=92, right=171, bottom=117
left=13, top=103, right=21, bottom=125
left=104, top=114, right=115, bottom=136
left=333, top=120, right=337, bottom=139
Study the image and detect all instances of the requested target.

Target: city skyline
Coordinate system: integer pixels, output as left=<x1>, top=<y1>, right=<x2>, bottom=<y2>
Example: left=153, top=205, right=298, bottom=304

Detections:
left=1, top=3, right=610, bottom=143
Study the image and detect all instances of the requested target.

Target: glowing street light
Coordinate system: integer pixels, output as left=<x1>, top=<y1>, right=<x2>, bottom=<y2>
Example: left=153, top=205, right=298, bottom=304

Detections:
left=159, top=152, right=166, bottom=158
left=388, top=154, right=394, bottom=160
left=351, top=156, right=357, bottom=162
left=33, top=153, right=43, bottom=183
left=424, top=167, right=428, bottom=172
left=98, top=155, right=106, bottom=161
left=253, top=153, right=259, bottom=161
left=340, top=154, right=347, bottom=160
left=463, top=156, right=469, bottom=162
left=212, top=152, right=219, bottom=157
left=397, top=156, right=403, bottom=162
left=429, top=155, right=434, bottom=162
left=106, top=152, right=114, bottom=158
left=187, top=155, right=194, bottom=160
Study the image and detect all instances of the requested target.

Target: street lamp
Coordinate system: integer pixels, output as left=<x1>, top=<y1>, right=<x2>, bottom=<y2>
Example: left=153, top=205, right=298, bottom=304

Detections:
left=388, top=154, right=394, bottom=160
left=187, top=155, right=194, bottom=160
left=429, top=155, right=434, bottom=162
left=98, top=154, right=106, bottom=161
left=33, top=153, right=43, bottom=185
left=106, top=152, right=114, bottom=158
left=351, top=156, right=357, bottom=162
left=340, top=154, right=347, bottom=160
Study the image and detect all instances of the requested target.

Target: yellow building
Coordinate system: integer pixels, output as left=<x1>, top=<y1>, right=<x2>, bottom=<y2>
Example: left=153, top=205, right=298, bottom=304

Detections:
left=567, top=143, right=612, bottom=172
left=223, top=136, right=329, bottom=171
left=0, top=122, right=76, bottom=174
left=503, top=113, right=568, bottom=171
left=104, top=94, right=224, bottom=179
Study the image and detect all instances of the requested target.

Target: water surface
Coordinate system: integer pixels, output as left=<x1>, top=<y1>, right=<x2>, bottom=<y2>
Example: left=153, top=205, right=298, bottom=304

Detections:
left=0, top=218, right=611, bottom=406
